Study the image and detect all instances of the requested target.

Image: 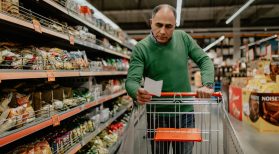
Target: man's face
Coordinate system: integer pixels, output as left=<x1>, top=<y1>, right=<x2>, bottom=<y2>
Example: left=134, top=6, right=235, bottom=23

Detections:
left=150, top=8, right=176, bottom=44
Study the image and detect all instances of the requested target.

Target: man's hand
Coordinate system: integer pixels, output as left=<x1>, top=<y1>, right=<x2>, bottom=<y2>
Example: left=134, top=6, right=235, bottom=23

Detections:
left=136, top=88, right=152, bottom=105
left=197, top=86, right=214, bottom=98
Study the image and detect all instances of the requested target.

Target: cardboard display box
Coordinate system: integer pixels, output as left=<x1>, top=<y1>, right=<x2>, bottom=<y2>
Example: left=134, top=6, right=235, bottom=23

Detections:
left=229, top=86, right=243, bottom=120
left=228, top=77, right=250, bottom=121
left=243, top=91, right=279, bottom=132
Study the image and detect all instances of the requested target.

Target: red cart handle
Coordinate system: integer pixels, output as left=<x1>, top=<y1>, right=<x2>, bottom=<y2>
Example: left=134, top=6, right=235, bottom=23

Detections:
left=160, top=92, right=222, bottom=98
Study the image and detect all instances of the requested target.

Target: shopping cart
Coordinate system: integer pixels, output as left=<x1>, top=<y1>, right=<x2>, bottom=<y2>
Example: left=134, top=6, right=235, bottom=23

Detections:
left=135, top=92, right=225, bottom=154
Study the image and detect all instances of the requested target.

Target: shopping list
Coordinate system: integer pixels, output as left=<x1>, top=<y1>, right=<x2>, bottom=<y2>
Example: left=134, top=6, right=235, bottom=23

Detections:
left=144, top=77, right=163, bottom=97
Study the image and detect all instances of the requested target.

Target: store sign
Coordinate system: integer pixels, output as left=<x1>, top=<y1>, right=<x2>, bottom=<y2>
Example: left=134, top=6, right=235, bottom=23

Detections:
left=229, top=86, right=243, bottom=120
left=32, top=19, right=42, bottom=33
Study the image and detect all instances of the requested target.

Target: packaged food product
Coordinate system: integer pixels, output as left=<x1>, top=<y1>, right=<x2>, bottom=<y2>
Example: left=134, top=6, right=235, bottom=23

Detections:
left=242, top=71, right=279, bottom=131
left=100, top=108, right=110, bottom=123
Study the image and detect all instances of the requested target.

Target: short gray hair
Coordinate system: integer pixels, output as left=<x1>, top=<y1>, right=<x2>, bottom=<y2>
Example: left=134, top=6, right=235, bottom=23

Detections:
left=152, top=4, right=177, bottom=19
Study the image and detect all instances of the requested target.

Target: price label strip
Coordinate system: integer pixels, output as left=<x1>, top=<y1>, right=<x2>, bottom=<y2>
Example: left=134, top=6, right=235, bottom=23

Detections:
left=32, top=19, right=42, bottom=33
left=46, top=70, right=55, bottom=82
left=52, top=114, right=60, bottom=126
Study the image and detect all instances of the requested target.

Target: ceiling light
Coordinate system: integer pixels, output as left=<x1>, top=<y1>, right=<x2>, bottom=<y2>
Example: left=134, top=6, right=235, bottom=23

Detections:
left=176, top=0, right=182, bottom=26
left=239, top=35, right=278, bottom=49
left=226, top=0, right=255, bottom=24
left=203, top=36, right=225, bottom=52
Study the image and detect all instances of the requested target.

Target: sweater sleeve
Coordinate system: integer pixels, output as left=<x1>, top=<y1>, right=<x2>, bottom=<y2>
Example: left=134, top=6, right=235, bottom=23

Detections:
left=125, top=45, right=144, bottom=99
left=184, top=33, right=215, bottom=86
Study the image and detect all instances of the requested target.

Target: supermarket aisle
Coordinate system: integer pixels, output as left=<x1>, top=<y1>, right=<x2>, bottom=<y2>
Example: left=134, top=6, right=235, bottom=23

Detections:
left=134, top=103, right=224, bottom=154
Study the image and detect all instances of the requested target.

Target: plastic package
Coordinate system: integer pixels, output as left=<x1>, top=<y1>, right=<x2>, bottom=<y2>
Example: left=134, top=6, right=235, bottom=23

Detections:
left=100, top=108, right=110, bottom=123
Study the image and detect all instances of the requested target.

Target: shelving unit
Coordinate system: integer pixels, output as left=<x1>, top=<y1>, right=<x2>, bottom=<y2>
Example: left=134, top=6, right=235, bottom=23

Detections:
left=0, top=9, right=130, bottom=59
left=65, top=102, right=133, bottom=154
left=30, top=0, right=133, bottom=50
left=0, top=1, right=133, bottom=154
left=0, top=71, right=127, bottom=81
left=0, top=90, right=127, bottom=147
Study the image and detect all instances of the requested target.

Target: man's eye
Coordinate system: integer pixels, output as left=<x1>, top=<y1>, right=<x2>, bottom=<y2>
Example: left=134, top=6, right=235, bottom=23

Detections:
left=166, top=25, right=173, bottom=29
left=156, top=23, right=163, bottom=28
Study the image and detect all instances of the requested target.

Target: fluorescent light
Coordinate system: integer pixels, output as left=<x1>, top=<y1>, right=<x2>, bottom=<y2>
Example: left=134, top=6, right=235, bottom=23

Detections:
left=226, top=0, right=255, bottom=24
left=203, top=35, right=225, bottom=52
left=240, top=34, right=278, bottom=49
left=176, top=0, right=182, bottom=26
left=258, top=34, right=277, bottom=44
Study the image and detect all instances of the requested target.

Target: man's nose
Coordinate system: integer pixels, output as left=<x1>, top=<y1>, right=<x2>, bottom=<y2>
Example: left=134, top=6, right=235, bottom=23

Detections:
left=160, top=27, right=166, bottom=34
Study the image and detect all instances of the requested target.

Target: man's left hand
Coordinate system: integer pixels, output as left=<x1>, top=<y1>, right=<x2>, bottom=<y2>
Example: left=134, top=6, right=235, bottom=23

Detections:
left=196, top=86, right=214, bottom=98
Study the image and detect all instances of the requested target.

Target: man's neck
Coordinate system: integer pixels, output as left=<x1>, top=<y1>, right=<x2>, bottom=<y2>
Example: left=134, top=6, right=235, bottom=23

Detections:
left=150, top=31, right=172, bottom=45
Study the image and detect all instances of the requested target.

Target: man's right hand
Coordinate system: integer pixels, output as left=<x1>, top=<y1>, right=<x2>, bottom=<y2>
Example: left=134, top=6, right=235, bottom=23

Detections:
left=136, top=88, right=152, bottom=105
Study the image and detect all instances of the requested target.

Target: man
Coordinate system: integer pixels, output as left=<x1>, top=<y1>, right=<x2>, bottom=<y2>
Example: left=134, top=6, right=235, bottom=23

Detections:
left=126, top=4, right=214, bottom=154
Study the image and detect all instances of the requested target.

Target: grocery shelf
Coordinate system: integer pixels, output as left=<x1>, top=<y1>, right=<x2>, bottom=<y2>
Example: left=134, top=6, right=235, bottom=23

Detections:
left=0, top=117, right=53, bottom=148
left=74, top=39, right=130, bottom=59
left=80, top=71, right=128, bottom=76
left=0, top=12, right=130, bottom=59
left=0, top=70, right=127, bottom=81
left=108, top=138, right=123, bottom=154
left=42, top=0, right=133, bottom=50
left=0, top=12, right=68, bottom=40
left=0, top=90, right=127, bottom=147
left=108, top=125, right=129, bottom=154
left=65, top=102, right=133, bottom=154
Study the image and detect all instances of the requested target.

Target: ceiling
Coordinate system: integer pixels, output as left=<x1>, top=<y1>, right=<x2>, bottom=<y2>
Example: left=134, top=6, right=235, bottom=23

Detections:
left=88, top=0, right=279, bottom=39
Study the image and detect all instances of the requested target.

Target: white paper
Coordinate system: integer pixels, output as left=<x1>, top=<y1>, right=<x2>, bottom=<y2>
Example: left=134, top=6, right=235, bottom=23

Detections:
left=144, top=77, right=163, bottom=97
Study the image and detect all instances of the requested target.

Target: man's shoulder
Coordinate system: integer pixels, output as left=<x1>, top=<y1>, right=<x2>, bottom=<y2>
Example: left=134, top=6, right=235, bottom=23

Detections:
left=173, top=30, right=189, bottom=37
left=133, top=35, right=152, bottom=50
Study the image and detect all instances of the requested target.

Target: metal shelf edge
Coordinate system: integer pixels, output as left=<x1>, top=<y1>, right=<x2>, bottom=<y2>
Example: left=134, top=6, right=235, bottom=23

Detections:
left=0, top=118, right=53, bottom=147
left=0, top=71, right=128, bottom=80
left=0, top=91, right=127, bottom=147
left=0, top=12, right=129, bottom=59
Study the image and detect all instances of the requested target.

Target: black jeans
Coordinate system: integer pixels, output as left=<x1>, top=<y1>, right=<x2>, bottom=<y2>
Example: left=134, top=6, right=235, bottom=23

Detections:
left=147, top=114, right=195, bottom=154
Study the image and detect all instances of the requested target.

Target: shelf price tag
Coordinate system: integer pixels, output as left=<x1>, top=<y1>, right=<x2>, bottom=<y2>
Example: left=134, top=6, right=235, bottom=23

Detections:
left=32, top=19, right=42, bottom=33
left=52, top=114, right=60, bottom=126
left=47, top=70, right=55, bottom=82
left=69, top=35, right=75, bottom=45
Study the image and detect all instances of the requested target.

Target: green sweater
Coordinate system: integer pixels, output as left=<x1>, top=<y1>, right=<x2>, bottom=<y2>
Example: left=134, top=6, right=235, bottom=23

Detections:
left=125, top=30, right=214, bottom=112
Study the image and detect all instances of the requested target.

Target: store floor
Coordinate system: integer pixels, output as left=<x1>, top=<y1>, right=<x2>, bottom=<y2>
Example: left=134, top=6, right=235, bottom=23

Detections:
left=133, top=104, right=224, bottom=154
